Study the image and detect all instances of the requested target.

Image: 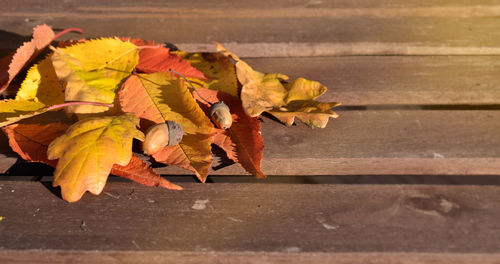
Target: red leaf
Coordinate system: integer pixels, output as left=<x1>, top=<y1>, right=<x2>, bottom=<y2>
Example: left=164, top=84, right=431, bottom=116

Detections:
left=194, top=88, right=265, bottom=178
left=0, top=25, right=82, bottom=93
left=111, top=155, right=183, bottom=190
left=136, top=47, right=206, bottom=80
left=2, top=122, right=69, bottom=167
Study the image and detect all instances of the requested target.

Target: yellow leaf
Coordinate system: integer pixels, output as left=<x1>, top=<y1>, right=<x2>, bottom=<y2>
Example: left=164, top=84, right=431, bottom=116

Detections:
left=47, top=113, right=144, bottom=202
left=175, top=51, right=239, bottom=97
left=16, top=55, right=65, bottom=106
left=51, top=38, right=139, bottom=114
left=0, top=99, right=47, bottom=127
left=284, top=78, right=327, bottom=104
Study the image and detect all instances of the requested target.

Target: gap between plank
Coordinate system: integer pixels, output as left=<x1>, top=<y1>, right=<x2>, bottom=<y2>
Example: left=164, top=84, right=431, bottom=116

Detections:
left=176, top=42, right=500, bottom=57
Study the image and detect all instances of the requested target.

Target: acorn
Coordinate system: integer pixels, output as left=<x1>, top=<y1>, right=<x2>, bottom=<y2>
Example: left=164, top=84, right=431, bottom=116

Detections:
left=142, top=121, right=184, bottom=155
left=210, top=101, right=232, bottom=129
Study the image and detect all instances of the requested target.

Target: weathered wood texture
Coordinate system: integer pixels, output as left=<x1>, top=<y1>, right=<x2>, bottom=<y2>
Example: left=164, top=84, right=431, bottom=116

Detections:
left=1, top=109, right=500, bottom=176
left=2, top=1, right=500, bottom=56
left=245, top=56, right=500, bottom=105
left=1, top=182, right=500, bottom=263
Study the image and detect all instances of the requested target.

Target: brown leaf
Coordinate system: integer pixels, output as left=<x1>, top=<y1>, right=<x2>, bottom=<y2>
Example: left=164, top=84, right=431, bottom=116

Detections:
left=216, top=43, right=340, bottom=127
left=194, top=88, right=265, bottom=178
left=111, top=155, right=183, bottom=190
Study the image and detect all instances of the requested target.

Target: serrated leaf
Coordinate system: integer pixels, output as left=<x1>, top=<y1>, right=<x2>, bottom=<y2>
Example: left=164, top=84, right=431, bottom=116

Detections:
left=2, top=122, right=69, bottom=167
left=0, top=24, right=55, bottom=93
left=152, top=133, right=214, bottom=182
left=120, top=72, right=213, bottom=134
left=175, top=51, right=238, bottom=97
left=0, top=99, right=48, bottom=127
left=47, top=113, right=144, bottom=202
left=194, top=88, right=265, bottom=178
left=119, top=72, right=214, bottom=181
left=136, top=47, right=206, bottom=80
left=16, top=55, right=65, bottom=105
left=110, top=155, right=183, bottom=190
left=51, top=38, right=139, bottom=113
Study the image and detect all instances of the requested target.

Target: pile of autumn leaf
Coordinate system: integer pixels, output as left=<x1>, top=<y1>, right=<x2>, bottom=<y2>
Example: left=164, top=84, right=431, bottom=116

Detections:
left=0, top=25, right=339, bottom=202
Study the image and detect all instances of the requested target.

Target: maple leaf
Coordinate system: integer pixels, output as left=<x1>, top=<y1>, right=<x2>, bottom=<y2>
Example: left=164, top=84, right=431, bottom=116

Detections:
left=194, top=88, right=265, bottom=178
left=175, top=51, right=239, bottom=97
left=136, top=47, right=206, bottom=80
left=16, top=55, right=65, bottom=106
left=119, top=72, right=214, bottom=181
left=216, top=43, right=340, bottom=127
left=51, top=38, right=139, bottom=114
left=47, top=113, right=144, bottom=202
left=110, top=155, right=183, bottom=190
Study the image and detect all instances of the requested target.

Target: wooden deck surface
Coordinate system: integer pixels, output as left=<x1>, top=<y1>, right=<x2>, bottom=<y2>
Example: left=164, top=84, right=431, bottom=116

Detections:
left=1, top=0, right=500, bottom=263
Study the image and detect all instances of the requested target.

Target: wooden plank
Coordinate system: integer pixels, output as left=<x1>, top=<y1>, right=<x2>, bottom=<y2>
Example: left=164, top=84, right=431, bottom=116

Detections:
left=2, top=251, right=500, bottom=264
left=1, top=182, right=500, bottom=263
left=2, top=1, right=500, bottom=55
left=1, top=110, right=500, bottom=176
left=244, top=56, right=500, bottom=105
left=155, top=110, right=500, bottom=176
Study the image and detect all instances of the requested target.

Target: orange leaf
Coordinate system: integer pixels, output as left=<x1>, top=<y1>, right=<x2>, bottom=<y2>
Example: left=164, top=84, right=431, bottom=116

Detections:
left=0, top=25, right=55, bottom=93
left=2, top=122, right=69, bottom=167
left=119, top=73, right=214, bottom=181
left=136, top=47, right=206, bottom=80
left=111, top=155, right=183, bottom=190
left=152, top=133, right=214, bottom=182
left=194, top=88, right=265, bottom=178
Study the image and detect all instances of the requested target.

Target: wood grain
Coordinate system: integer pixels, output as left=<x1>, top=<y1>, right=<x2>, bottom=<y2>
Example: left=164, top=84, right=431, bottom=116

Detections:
left=1, top=182, right=500, bottom=263
left=2, top=1, right=500, bottom=55
left=244, top=56, right=500, bottom=105
left=1, top=110, right=500, bottom=176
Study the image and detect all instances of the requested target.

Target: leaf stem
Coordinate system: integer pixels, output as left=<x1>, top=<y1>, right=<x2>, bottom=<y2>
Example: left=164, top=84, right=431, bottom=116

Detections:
left=53, top=27, right=83, bottom=40
left=169, top=68, right=213, bottom=106
left=47, top=101, right=113, bottom=111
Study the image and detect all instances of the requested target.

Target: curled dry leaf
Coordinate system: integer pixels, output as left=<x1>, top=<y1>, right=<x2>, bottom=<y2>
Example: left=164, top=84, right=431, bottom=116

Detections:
left=47, top=113, right=144, bottom=202
left=216, top=42, right=340, bottom=128
left=51, top=38, right=139, bottom=114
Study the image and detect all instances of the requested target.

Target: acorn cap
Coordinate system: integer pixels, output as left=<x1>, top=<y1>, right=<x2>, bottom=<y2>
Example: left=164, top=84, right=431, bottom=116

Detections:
left=166, top=120, right=184, bottom=146
left=210, top=101, right=229, bottom=116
